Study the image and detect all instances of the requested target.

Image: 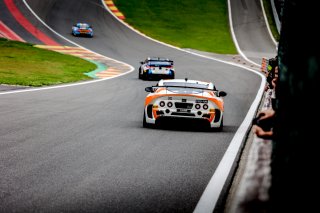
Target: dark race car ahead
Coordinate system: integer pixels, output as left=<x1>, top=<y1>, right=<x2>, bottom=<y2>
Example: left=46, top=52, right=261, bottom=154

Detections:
left=138, top=57, right=175, bottom=80
left=72, top=23, right=93, bottom=37
left=143, top=78, right=227, bottom=131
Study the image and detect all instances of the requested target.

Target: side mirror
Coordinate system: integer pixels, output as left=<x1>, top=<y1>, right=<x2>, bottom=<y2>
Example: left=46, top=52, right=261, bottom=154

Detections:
left=145, top=87, right=154, bottom=92
left=218, top=91, right=227, bottom=97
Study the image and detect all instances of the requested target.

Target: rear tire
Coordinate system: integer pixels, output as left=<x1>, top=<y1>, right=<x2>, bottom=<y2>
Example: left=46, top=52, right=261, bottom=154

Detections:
left=217, top=117, right=223, bottom=132
left=209, top=117, right=223, bottom=132
left=142, top=72, right=148, bottom=80
left=143, top=111, right=154, bottom=128
left=143, top=111, right=148, bottom=128
left=138, top=69, right=142, bottom=79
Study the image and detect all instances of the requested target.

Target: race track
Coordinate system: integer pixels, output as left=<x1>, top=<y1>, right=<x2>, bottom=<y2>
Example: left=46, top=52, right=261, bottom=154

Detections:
left=0, top=0, right=270, bottom=212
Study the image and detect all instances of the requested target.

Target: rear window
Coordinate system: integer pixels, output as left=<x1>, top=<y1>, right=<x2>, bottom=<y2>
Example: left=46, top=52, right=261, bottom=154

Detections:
left=78, top=23, right=90, bottom=29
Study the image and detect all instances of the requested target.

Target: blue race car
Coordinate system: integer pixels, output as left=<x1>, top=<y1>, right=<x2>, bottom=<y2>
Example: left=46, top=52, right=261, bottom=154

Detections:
left=72, top=23, right=93, bottom=37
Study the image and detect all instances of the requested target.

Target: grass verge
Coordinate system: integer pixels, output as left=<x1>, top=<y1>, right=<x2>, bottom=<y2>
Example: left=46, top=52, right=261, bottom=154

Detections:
left=262, top=0, right=280, bottom=41
left=0, top=38, right=96, bottom=87
left=115, top=0, right=237, bottom=54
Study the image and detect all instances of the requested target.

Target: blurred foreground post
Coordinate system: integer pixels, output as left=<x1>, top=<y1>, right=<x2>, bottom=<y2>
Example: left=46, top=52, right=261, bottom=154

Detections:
left=270, top=0, right=320, bottom=212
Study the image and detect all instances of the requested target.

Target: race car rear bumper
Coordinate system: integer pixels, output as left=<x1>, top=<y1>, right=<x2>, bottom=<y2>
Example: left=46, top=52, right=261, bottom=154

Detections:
left=144, top=70, right=174, bottom=80
left=144, top=106, right=222, bottom=128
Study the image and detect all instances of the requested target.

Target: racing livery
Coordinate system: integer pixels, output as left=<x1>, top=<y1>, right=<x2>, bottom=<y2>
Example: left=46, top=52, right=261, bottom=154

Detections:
left=143, top=78, right=227, bottom=131
left=138, top=57, right=175, bottom=80
left=72, top=23, right=93, bottom=37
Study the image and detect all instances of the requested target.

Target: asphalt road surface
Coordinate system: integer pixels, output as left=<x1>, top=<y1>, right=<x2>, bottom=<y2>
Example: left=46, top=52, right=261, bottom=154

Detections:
left=230, top=0, right=277, bottom=64
left=0, top=0, right=273, bottom=212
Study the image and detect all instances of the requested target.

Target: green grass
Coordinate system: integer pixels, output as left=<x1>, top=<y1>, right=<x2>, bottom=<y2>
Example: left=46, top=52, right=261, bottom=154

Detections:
left=0, top=38, right=96, bottom=87
left=115, top=0, right=237, bottom=54
left=262, top=0, right=280, bottom=41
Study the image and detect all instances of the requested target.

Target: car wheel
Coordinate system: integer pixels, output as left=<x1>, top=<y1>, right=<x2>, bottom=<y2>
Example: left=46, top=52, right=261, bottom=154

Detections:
left=217, top=117, right=223, bottom=131
left=143, top=111, right=154, bottom=128
left=142, top=72, right=148, bottom=80
left=138, top=68, right=142, bottom=79
left=209, top=117, right=223, bottom=132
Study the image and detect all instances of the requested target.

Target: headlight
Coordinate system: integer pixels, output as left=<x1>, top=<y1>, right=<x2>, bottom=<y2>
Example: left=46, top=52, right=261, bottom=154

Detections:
left=167, top=102, right=173, bottom=107
left=203, top=104, right=208, bottom=110
left=195, top=104, right=201, bottom=109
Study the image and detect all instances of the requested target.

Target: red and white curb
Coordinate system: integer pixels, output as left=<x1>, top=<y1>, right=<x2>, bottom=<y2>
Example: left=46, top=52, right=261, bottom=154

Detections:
left=0, top=21, right=25, bottom=42
left=104, top=0, right=125, bottom=20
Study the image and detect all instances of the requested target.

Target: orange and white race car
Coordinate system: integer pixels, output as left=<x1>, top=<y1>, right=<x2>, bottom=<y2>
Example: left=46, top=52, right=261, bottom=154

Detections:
left=143, top=78, right=227, bottom=131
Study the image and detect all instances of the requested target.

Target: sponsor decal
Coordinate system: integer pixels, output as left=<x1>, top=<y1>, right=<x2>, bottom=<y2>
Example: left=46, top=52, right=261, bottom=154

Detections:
left=196, top=100, right=208, bottom=103
left=177, top=109, right=190, bottom=112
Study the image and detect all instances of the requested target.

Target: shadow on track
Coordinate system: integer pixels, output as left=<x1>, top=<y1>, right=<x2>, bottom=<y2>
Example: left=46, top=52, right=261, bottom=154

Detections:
left=152, top=119, right=221, bottom=132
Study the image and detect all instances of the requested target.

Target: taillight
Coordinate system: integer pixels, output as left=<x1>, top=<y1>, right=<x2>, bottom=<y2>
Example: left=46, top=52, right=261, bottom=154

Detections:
left=159, top=101, right=165, bottom=107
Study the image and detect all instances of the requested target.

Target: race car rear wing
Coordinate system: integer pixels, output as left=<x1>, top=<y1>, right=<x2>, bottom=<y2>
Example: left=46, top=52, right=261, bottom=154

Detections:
left=141, top=57, right=174, bottom=65
left=145, top=86, right=227, bottom=97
